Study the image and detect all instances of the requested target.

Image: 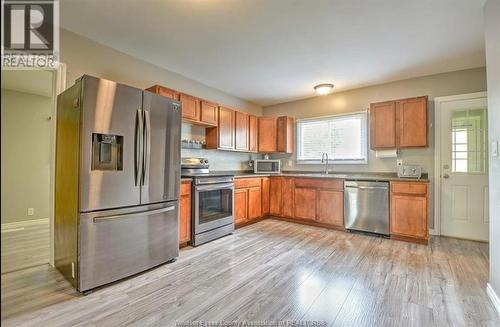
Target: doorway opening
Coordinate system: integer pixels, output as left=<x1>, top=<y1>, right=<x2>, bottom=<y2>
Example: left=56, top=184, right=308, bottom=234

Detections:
left=1, top=68, right=65, bottom=273
left=434, top=92, right=489, bottom=242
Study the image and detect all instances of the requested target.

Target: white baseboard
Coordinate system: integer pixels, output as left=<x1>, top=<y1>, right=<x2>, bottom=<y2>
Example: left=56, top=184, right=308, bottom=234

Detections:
left=487, top=283, right=500, bottom=316
left=1, top=218, right=49, bottom=230
left=429, top=229, right=439, bottom=236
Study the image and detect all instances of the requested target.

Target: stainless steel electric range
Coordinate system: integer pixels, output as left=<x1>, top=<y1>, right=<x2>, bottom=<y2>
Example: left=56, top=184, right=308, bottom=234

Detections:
left=181, top=158, right=234, bottom=246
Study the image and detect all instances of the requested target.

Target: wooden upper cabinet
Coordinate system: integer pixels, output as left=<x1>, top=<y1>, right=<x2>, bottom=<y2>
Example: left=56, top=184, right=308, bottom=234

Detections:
left=277, top=116, right=294, bottom=153
left=396, top=97, right=428, bottom=148
left=248, top=115, right=258, bottom=153
left=370, top=96, right=428, bottom=150
left=370, top=101, right=396, bottom=149
left=146, top=85, right=180, bottom=100
left=258, top=117, right=277, bottom=153
left=235, top=111, right=249, bottom=151
left=217, top=106, right=236, bottom=150
left=200, top=100, right=218, bottom=126
left=179, top=93, right=200, bottom=121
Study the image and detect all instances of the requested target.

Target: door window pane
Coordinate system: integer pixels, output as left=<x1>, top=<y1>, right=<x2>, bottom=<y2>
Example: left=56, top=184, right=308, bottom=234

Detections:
left=451, top=108, right=488, bottom=173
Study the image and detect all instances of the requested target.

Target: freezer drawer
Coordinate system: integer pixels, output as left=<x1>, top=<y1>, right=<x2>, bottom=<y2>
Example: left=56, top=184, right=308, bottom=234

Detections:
left=344, top=181, right=389, bottom=235
left=79, top=202, right=179, bottom=292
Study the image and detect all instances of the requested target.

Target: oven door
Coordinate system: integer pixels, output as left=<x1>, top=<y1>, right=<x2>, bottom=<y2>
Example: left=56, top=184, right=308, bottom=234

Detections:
left=194, top=183, right=234, bottom=234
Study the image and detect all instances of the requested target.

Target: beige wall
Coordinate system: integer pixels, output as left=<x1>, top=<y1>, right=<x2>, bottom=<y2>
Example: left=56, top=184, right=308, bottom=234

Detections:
left=264, top=67, right=487, bottom=229
left=484, top=0, right=500, bottom=299
left=1, top=89, right=52, bottom=224
left=60, top=29, right=263, bottom=169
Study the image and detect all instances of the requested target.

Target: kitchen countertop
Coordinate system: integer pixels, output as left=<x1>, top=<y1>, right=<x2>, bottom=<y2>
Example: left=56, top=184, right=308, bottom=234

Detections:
left=208, top=170, right=429, bottom=182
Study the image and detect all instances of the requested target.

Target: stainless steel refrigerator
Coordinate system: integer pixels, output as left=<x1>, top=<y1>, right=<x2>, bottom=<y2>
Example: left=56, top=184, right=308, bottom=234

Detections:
left=54, top=75, right=181, bottom=292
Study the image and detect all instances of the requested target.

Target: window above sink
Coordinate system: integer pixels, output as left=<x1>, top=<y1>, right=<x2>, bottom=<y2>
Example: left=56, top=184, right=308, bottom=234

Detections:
left=296, top=111, right=368, bottom=164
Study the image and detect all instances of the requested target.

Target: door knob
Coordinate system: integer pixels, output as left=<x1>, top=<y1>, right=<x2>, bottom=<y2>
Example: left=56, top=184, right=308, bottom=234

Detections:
left=443, top=174, right=450, bottom=179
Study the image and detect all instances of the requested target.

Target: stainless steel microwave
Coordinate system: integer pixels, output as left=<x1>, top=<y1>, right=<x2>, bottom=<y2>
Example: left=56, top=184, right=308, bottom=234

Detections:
left=253, top=159, right=281, bottom=173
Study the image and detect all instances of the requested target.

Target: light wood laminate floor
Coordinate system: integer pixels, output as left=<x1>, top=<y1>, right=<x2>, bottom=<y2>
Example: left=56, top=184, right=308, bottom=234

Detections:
left=1, top=219, right=498, bottom=326
left=1, top=220, right=49, bottom=274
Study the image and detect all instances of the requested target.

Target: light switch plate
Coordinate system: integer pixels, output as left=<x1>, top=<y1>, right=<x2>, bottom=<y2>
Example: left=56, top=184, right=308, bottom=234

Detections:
left=492, top=141, right=499, bottom=157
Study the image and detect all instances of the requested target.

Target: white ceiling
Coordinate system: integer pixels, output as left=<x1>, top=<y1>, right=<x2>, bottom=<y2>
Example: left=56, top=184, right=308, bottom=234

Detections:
left=60, top=0, right=486, bottom=106
left=1, top=70, right=54, bottom=97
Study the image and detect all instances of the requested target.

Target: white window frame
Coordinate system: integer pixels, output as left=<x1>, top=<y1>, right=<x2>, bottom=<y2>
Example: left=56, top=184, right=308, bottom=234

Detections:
left=296, top=111, right=368, bottom=165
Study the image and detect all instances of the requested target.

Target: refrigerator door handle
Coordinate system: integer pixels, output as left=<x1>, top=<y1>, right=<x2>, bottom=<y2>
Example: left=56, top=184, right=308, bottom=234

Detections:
left=141, top=110, right=151, bottom=186
left=135, top=109, right=144, bottom=186
left=92, top=205, right=176, bottom=223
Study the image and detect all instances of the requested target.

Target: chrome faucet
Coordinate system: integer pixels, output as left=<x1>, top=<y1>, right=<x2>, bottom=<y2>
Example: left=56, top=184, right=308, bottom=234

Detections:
left=321, top=153, right=329, bottom=174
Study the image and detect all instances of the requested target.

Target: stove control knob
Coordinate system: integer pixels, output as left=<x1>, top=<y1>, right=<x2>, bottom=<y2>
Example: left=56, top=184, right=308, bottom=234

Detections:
left=199, top=159, right=204, bottom=163
left=204, top=159, right=208, bottom=164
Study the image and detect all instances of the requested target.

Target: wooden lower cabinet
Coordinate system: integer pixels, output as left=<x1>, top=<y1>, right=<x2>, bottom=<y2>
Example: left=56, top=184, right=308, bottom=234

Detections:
left=234, top=188, right=248, bottom=225
left=317, top=189, right=344, bottom=227
left=234, top=178, right=265, bottom=226
left=390, top=181, right=429, bottom=243
left=293, top=187, right=316, bottom=220
left=261, top=177, right=270, bottom=216
left=179, top=181, right=192, bottom=245
left=270, top=177, right=344, bottom=229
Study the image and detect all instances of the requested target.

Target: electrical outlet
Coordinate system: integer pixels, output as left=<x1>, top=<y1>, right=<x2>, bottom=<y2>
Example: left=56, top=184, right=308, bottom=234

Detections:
left=288, top=160, right=293, bottom=167
left=396, top=159, right=403, bottom=167
left=27, top=208, right=34, bottom=216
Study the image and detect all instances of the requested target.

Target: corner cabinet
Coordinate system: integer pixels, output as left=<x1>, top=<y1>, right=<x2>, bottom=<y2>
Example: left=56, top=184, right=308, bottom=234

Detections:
left=257, top=116, right=294, bottom=153
left=390, top=181, right=429, bottom=244
left=370, top=96, right=428, bottom=150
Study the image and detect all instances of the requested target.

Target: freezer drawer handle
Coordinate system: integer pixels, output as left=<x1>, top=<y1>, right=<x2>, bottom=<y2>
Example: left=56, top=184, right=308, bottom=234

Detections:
left=93, top=206, right=176, bottom=223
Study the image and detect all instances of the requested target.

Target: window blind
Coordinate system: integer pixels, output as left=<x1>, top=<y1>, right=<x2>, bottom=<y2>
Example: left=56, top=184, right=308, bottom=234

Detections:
left=296, top=112, right=367, bottom=163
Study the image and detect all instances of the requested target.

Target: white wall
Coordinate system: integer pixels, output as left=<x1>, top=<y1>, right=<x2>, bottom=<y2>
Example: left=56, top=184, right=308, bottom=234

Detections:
left=484, top=0, right=500, bottom=301
left=1, top=89, right=53, bottom=224
left=263, top=68, right=487, bottom=229
left=59, top=29, right=263, bottom=170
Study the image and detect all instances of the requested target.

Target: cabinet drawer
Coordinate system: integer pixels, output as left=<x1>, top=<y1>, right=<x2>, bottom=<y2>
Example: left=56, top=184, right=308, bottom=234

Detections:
left=391, top=182, right=427, bottom=195
left=235, top=178, right=262, bottom=189
left=294, top=178, right=343, bottom=190
left=180, top=181, right=191, bottom=196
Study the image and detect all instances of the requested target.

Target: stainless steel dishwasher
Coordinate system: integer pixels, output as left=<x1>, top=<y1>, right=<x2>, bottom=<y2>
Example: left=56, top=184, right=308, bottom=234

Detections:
left=344, top=181, right=389, bottom=235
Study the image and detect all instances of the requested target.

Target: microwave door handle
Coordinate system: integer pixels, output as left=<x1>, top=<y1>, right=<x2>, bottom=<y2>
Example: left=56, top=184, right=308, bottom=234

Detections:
left=135, top=109, right=144, bottom=186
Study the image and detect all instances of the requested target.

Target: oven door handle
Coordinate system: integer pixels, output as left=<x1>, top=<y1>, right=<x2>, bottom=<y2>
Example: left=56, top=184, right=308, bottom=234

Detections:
left=195, top=183, right=234, bottom=192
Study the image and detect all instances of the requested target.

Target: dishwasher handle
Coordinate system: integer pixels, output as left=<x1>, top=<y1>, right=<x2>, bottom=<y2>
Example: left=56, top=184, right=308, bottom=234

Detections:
left=345, top=185, right=388, bottom=190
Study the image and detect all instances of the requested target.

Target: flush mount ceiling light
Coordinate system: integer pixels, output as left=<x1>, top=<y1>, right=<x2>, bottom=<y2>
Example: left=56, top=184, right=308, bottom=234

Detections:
left=314, top=83, right=334, bottom=95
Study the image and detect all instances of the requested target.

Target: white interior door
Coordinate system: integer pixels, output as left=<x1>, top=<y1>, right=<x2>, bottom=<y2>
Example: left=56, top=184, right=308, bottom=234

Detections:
left=440, top=95, right=489, bottom=241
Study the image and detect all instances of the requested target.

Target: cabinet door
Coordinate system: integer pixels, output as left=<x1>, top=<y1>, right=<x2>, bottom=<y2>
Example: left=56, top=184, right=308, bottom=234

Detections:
left=179, top=181, right=191, bottom=244
left=317, top=190, right=344, bottom=227
left=396, top=97, right=428, bottom=148
left=180, top=93, right=200, bottom=121
left=218, top=106, right=235, bottom=150
left=370, top=101, right=396, bottom=149
left=234, top=188, right=248, bottom=224
left=179, top=193, right=191, bottom=244
left=248, top=187, right=262, bottom=220
left=146, top=85, right=180, bottom=100
left=282, top=177, right=294, bottom=218
left=200, top=100, right=218, bottom=126
left=258, top=117, right=277, bottom=153
left=235, top=111, right=249, bottom=151
left=277, top=116, right=294, bottom=153
left=261, top=177, right=270, bottom=215
left=269, top=177, right=282, bottom=216
left=248, top=115, right=258, bottom=153
left=390, top=194, right=427, bottom=239
left=294, top=188, right=316, bottom=220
